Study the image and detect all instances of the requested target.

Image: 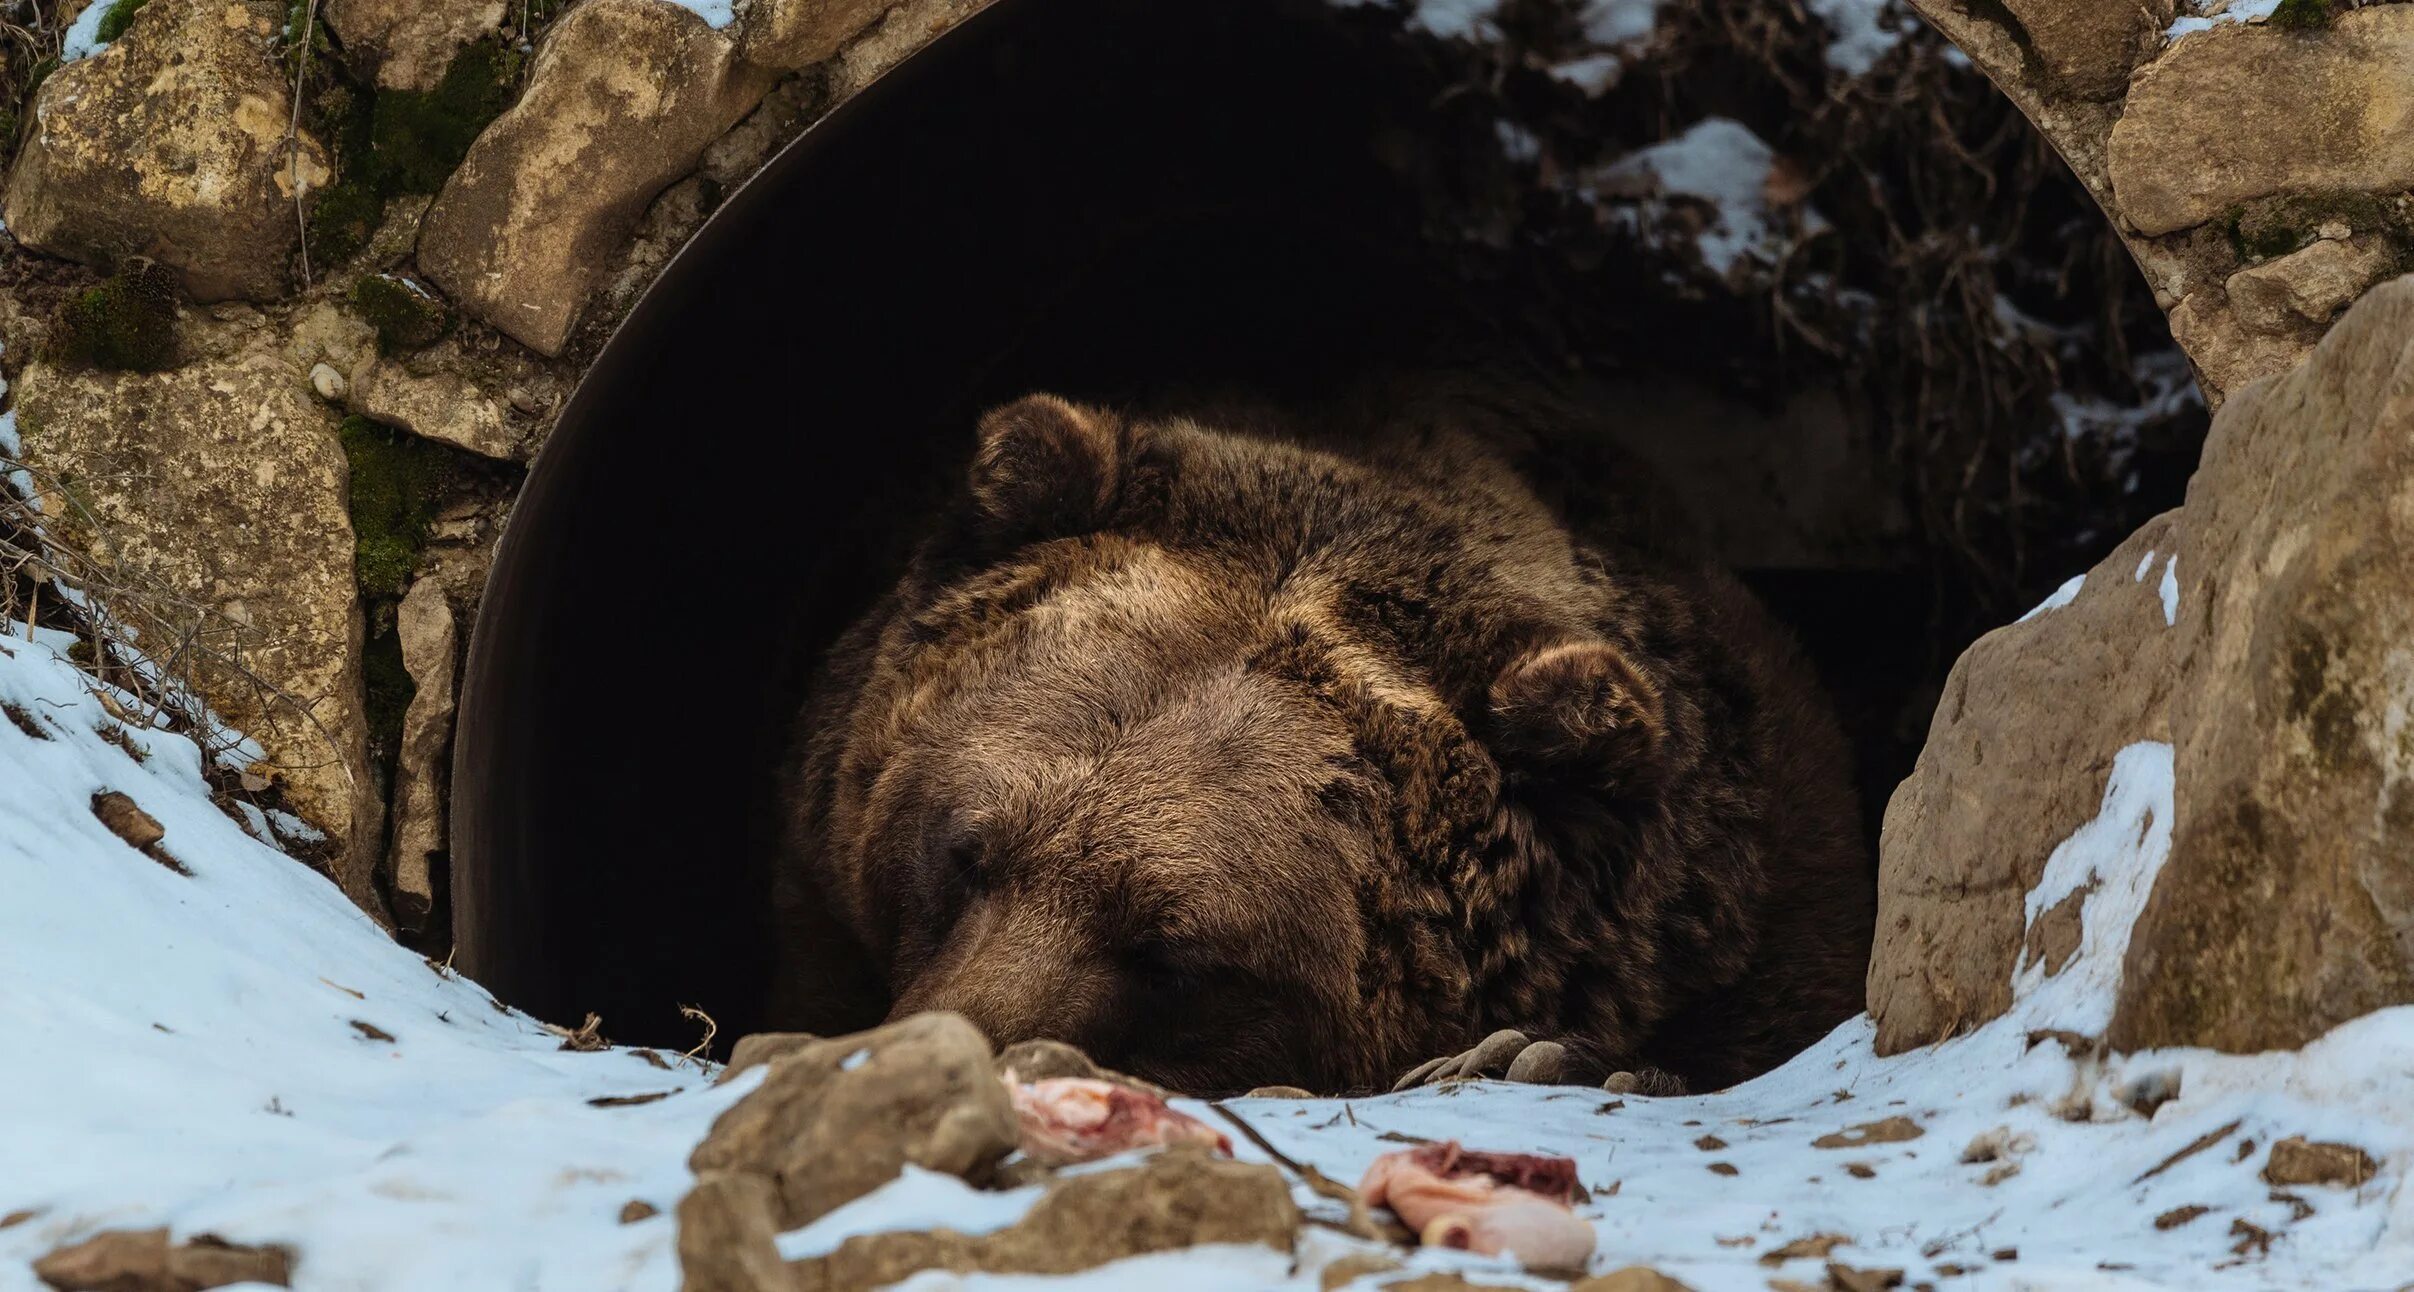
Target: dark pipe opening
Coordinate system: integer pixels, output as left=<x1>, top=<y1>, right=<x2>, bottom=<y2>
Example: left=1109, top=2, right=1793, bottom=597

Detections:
left=452, top=0, right=2183, bottom=1048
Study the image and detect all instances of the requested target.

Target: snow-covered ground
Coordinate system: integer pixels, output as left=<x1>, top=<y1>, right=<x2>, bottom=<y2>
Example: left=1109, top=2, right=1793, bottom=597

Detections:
left=4, top=602, right=2411, bottom=1289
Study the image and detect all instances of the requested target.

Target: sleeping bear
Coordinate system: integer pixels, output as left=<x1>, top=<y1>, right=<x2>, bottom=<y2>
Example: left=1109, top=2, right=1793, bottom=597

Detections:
left=768, top=384, right=1872, bottom=1095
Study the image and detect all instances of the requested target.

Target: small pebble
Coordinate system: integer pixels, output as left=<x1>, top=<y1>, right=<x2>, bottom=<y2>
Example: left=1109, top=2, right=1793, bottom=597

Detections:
left=618, top=1199, right=659, bottom=1224
left=1242, top=1085, right=1313, bottom=1099
left=308, top=362, right=346, bottom=402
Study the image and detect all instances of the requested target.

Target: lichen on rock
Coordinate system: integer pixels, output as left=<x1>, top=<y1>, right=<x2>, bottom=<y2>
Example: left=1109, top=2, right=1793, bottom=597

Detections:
left=47, top=261, right=178, bottom=372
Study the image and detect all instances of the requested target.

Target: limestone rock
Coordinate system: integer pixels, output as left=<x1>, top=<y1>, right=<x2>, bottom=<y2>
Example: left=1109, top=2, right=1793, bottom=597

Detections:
left=2166, top=290, right=2324, bottom=410
left=2110, top=276, right=2414, bottom=1053
left=784, top=1148, right=1300, bottom=1292
left=325, top=0, right=507, bottom=93
left=736, top=0, right=896, bottom=70
left=2109, top=8, right=2414, bottom=237
left=1998, top=0, right=2172, bottom=100
left=386, top=577, right=456, bottom=931
left=1869, top=514, right=2180, bottom=1053
left=32, top=1227, right=292, bottom=1290
left=1571, top=1271, right=1696, bottom=1292
left=675, top=1171, right=790, bottom=1292
left=354, top=333, right=553, bottom=462
left=2226, top=236, right=2395, bottom=335
left=717, top=1030, right=820, bottom=1083
left=688, top=1012, right=1018, bottom=1229
left=416, top=0, right=778, bottom=355
left=90, top=791, right=166, bottom=851
left=1, top=0, right=331, bottom=302
left=2259, top=1137, right=2377, bottom=1189
left=14, top=319, right=377, bottom=912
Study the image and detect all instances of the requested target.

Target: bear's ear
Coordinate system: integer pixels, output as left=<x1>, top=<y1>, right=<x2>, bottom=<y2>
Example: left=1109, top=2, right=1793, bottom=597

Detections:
left=969, top=394, right=1123, bottom=539
left=1488, top=639, right=1668, bottom=791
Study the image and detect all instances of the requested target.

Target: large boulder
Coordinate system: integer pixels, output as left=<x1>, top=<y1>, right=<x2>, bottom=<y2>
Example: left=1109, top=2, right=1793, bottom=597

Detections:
left=12, top=308, right=378, bottom=911
left=1869, top=513, right=2180, bottom=1052
left=1872, top=277, right=2414, bottom=1055
left=2111, top=274, right=2414, bottom=1052
left=415, top=0, right=778, bottom=355
left=0, top=0, right=330, bottom=303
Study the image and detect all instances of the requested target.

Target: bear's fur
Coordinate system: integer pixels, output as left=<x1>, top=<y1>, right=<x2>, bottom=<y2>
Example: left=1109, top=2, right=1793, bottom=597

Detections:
left=769, top=384, right=1872, bottom=1095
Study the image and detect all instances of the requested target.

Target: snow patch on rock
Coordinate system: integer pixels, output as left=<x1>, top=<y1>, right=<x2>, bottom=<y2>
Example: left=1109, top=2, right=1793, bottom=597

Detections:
left=2169, top=0, right=2284, bottom=40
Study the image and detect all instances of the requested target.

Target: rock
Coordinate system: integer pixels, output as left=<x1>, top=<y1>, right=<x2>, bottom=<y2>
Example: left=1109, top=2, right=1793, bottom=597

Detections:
left=1243, top=1085, right=1314, bottom=1099
left=675, top=1171, right=789, bottom=1292
left=309, top=362, right=347, bottom=402
left=351, top=274, right=452, bottom=353
left=2166, top=290, right=2323, bottom=409
left=1997, top=0, right=2172, bottom=99
left=716, top=1030, right=819, bottom=1083
left=417, top=0, right=778, bottom=355
left=2109, top=8, right=2414, bottom=237
left=2259, top=1136, right=2377, bottom=1189
left=324, top=0, right=507, bottom=93
left=353, top=332, right=549, bottom=461
left=1571, top=1270, right=1697, bottom=1292
left=2110, top=277, right=2414, bottom=1053
left=32, top=1227, right=292, bottom=1290
left=2226, top=237, right=2396, bottom=334
left=1868, top=515, right=2180, bottom=1053
left=821, top=0, right=988, bottom=101
left=735, top=0, right=897, bottom=69
left=0, top=0, right=330, bottom=302
left=993, top=1037, right=1103, bottom=1082
left=15, top=322, right=377, bottom=912
left=48, top=263, right=180, bottom=372
left=386, top=577, right=456, bottom=931
left=617, top=1198, right=658, bottom=1224
left=784, top=1148, right=1300, bottom=1292
left=89, top=791, right=165, bottom=851
left=688, top=1012, right=1018, bottom=1229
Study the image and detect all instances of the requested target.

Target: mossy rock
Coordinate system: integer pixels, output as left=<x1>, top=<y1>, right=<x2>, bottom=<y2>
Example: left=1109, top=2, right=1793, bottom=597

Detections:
left=352, top=274, right=452, bottom=352
left=339, top=415, right=447, bottom=601
left=48, top=263, right=179, bottom=372
left=94, top=0, right=150, bottom=42
left=308, top=179, right=385, bottom=269
left=370, top=40, right=524, bottom=195
left=2269, top=0, right=2335, bottom=31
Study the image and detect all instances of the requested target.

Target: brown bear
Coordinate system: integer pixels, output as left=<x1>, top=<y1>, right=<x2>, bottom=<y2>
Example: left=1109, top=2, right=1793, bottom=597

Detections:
left=767, top=383, right=1872, bottom=1096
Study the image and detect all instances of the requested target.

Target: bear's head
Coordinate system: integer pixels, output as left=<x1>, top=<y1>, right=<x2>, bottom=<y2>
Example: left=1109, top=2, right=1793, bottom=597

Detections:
left=795, top=394, right=1676, bottom=1093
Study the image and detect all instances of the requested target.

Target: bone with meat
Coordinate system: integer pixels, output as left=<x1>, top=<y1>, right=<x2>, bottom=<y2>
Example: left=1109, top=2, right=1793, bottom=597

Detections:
left=1002, top=1073, right=1233, bottom=1165
left=1359, top=1141, right=1597, bottom=1269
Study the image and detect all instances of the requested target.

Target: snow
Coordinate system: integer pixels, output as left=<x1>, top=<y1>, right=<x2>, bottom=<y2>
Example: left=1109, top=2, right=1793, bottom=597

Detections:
left=1803, top=0, right=1902, bottom=76
left=1594, top=118, right=1822, bottom=279
left=2170, top=0, right=2285, bottom=39
left=2018, top=572, right=2087, bottom=622
left=0, top=632, right=760, bottom=1290
left=2158, top=556, right=2180, bottom=627
left=664, top=0, right=738, bottom=29
left=1576, top=0, right=1662, bottom=45
left=58, top=1, right=112, bottom=62
left=5, top=561, right=2412, bottom=1288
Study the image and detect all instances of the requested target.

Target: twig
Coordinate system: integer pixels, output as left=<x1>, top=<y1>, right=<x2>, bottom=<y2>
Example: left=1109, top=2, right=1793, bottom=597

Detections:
left=286, top=0, right=321, bottom=287
left=678, top=1003, right=719, bottom=1069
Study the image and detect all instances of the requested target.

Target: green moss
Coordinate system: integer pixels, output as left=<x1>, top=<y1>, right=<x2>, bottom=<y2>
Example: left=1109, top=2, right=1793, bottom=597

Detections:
left=2224, top=192, right=2414, bottom=264
left=352, top=274, right=452, bottom=352
left=339, top=416, right=445, bottom=601
left=93, top=0, right=150, bottom=43
left=369, top=40, right=524, bottom=195
left=306, top=178, right=384, bottom=268
left=50, top=263, right=178, bottom=371
left=2270, top=0, right=2335, bottom=30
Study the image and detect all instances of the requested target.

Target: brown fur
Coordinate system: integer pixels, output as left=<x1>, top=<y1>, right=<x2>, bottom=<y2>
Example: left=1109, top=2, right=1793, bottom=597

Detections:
left=769, top=384, right=1871, bottom=1095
